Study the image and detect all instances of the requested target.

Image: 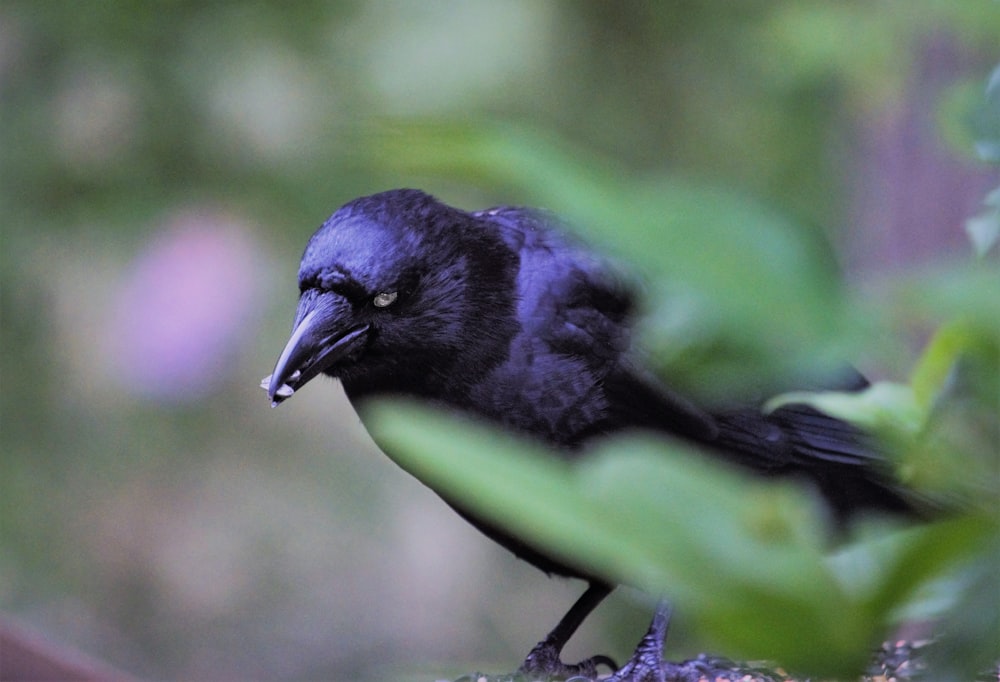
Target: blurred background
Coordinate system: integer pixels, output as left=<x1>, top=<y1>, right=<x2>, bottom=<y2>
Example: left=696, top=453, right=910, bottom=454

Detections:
left=1, top=2, right=996, bottom=680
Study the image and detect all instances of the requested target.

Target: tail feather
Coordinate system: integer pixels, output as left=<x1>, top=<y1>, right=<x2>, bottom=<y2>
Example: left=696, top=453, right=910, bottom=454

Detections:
left=711, top=404, right=917, bottom=522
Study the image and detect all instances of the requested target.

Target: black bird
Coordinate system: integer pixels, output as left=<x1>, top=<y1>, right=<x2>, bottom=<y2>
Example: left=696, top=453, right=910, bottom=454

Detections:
left=263, top=189, right=914, bottom=681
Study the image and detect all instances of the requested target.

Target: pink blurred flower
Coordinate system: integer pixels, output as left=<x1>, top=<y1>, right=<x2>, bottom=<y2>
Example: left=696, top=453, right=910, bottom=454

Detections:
left=109, top=209, right=263, bottom=401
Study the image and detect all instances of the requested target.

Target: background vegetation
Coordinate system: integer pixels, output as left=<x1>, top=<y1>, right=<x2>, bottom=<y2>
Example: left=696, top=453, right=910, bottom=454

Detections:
left=1, top=2, right=997, bottom=680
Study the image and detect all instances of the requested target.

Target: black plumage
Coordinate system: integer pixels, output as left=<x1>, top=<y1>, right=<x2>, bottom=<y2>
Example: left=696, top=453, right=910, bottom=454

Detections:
left=264, top=189, right=914, bottom=680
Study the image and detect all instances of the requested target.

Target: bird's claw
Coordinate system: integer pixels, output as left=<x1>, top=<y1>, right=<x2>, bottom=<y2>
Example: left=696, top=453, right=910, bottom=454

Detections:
left=602, top=649, right=664, bottom=682
left=596, top=601, right=672, bottom=682
left=517, top=640, right=616, bottom=680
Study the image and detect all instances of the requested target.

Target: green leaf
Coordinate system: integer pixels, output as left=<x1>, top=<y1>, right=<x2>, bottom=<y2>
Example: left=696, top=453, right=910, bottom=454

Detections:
left=909, top=320, right=991, bottom=411
left=364, top=399, right=901, bottom=677
left=837, top=516, right=997, bottom=624
left=765, top=382, right=924, bottom=441
left=768, top=317, right=994, bottom=442
left=926, top=536, right=1000, bottom=680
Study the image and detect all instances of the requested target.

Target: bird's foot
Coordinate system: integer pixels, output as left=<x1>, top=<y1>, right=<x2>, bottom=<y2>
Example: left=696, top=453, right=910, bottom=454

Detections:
left=603, top=603, right=757, bottom=682
left=517, top=639, right=617, bottom=680
left=601, top=603, right=669, bottom=682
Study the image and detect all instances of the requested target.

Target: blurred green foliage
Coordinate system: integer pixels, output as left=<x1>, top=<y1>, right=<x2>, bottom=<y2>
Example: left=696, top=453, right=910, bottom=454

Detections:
left=369, top=401, right=995, bottom=678
left=1, top=2, right=997, bottom=680
left=364, top=85, right=1000, bottom=677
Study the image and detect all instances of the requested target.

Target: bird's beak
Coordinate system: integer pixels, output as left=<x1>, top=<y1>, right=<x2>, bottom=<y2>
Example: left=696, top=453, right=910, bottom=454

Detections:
left=262, top=291, right=370, bottom=406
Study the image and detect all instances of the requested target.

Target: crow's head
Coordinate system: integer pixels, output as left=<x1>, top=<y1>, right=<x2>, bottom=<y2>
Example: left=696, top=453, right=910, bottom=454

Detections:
left=264, top=189, right=518, bottom=405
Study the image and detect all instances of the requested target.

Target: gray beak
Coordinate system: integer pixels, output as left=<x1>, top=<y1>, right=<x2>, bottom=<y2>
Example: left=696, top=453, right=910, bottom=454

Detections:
left=262, top=291, right=369, bottom=406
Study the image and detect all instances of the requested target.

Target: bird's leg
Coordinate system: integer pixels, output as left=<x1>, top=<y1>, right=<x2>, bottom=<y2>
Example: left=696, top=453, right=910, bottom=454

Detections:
left=603, top=600, right=671, bottom=682
left=518, top=581, right=618, bottom=679
left=608, top=603, right=774, bottom=682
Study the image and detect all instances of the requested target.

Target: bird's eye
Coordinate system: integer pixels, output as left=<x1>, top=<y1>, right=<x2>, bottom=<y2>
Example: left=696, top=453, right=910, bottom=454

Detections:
left=373, top=291, right=398, bottom=308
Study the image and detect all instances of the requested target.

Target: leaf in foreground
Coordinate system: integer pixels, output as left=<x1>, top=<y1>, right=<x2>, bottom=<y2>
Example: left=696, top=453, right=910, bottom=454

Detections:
left=364, top=400, right=990, bottom=677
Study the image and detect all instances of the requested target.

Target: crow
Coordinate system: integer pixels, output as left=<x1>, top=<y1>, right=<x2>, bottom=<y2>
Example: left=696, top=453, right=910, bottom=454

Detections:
left=263, top=189, right=914, bottom=681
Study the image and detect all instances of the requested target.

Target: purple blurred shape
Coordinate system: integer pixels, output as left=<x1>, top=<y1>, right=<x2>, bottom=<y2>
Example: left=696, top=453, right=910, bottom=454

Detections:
left=110, top=209, right=263, bottom=402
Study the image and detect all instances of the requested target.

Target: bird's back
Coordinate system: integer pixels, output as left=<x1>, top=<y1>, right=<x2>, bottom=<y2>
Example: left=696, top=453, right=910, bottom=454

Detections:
left=472, top=205, right=915, bottom=522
